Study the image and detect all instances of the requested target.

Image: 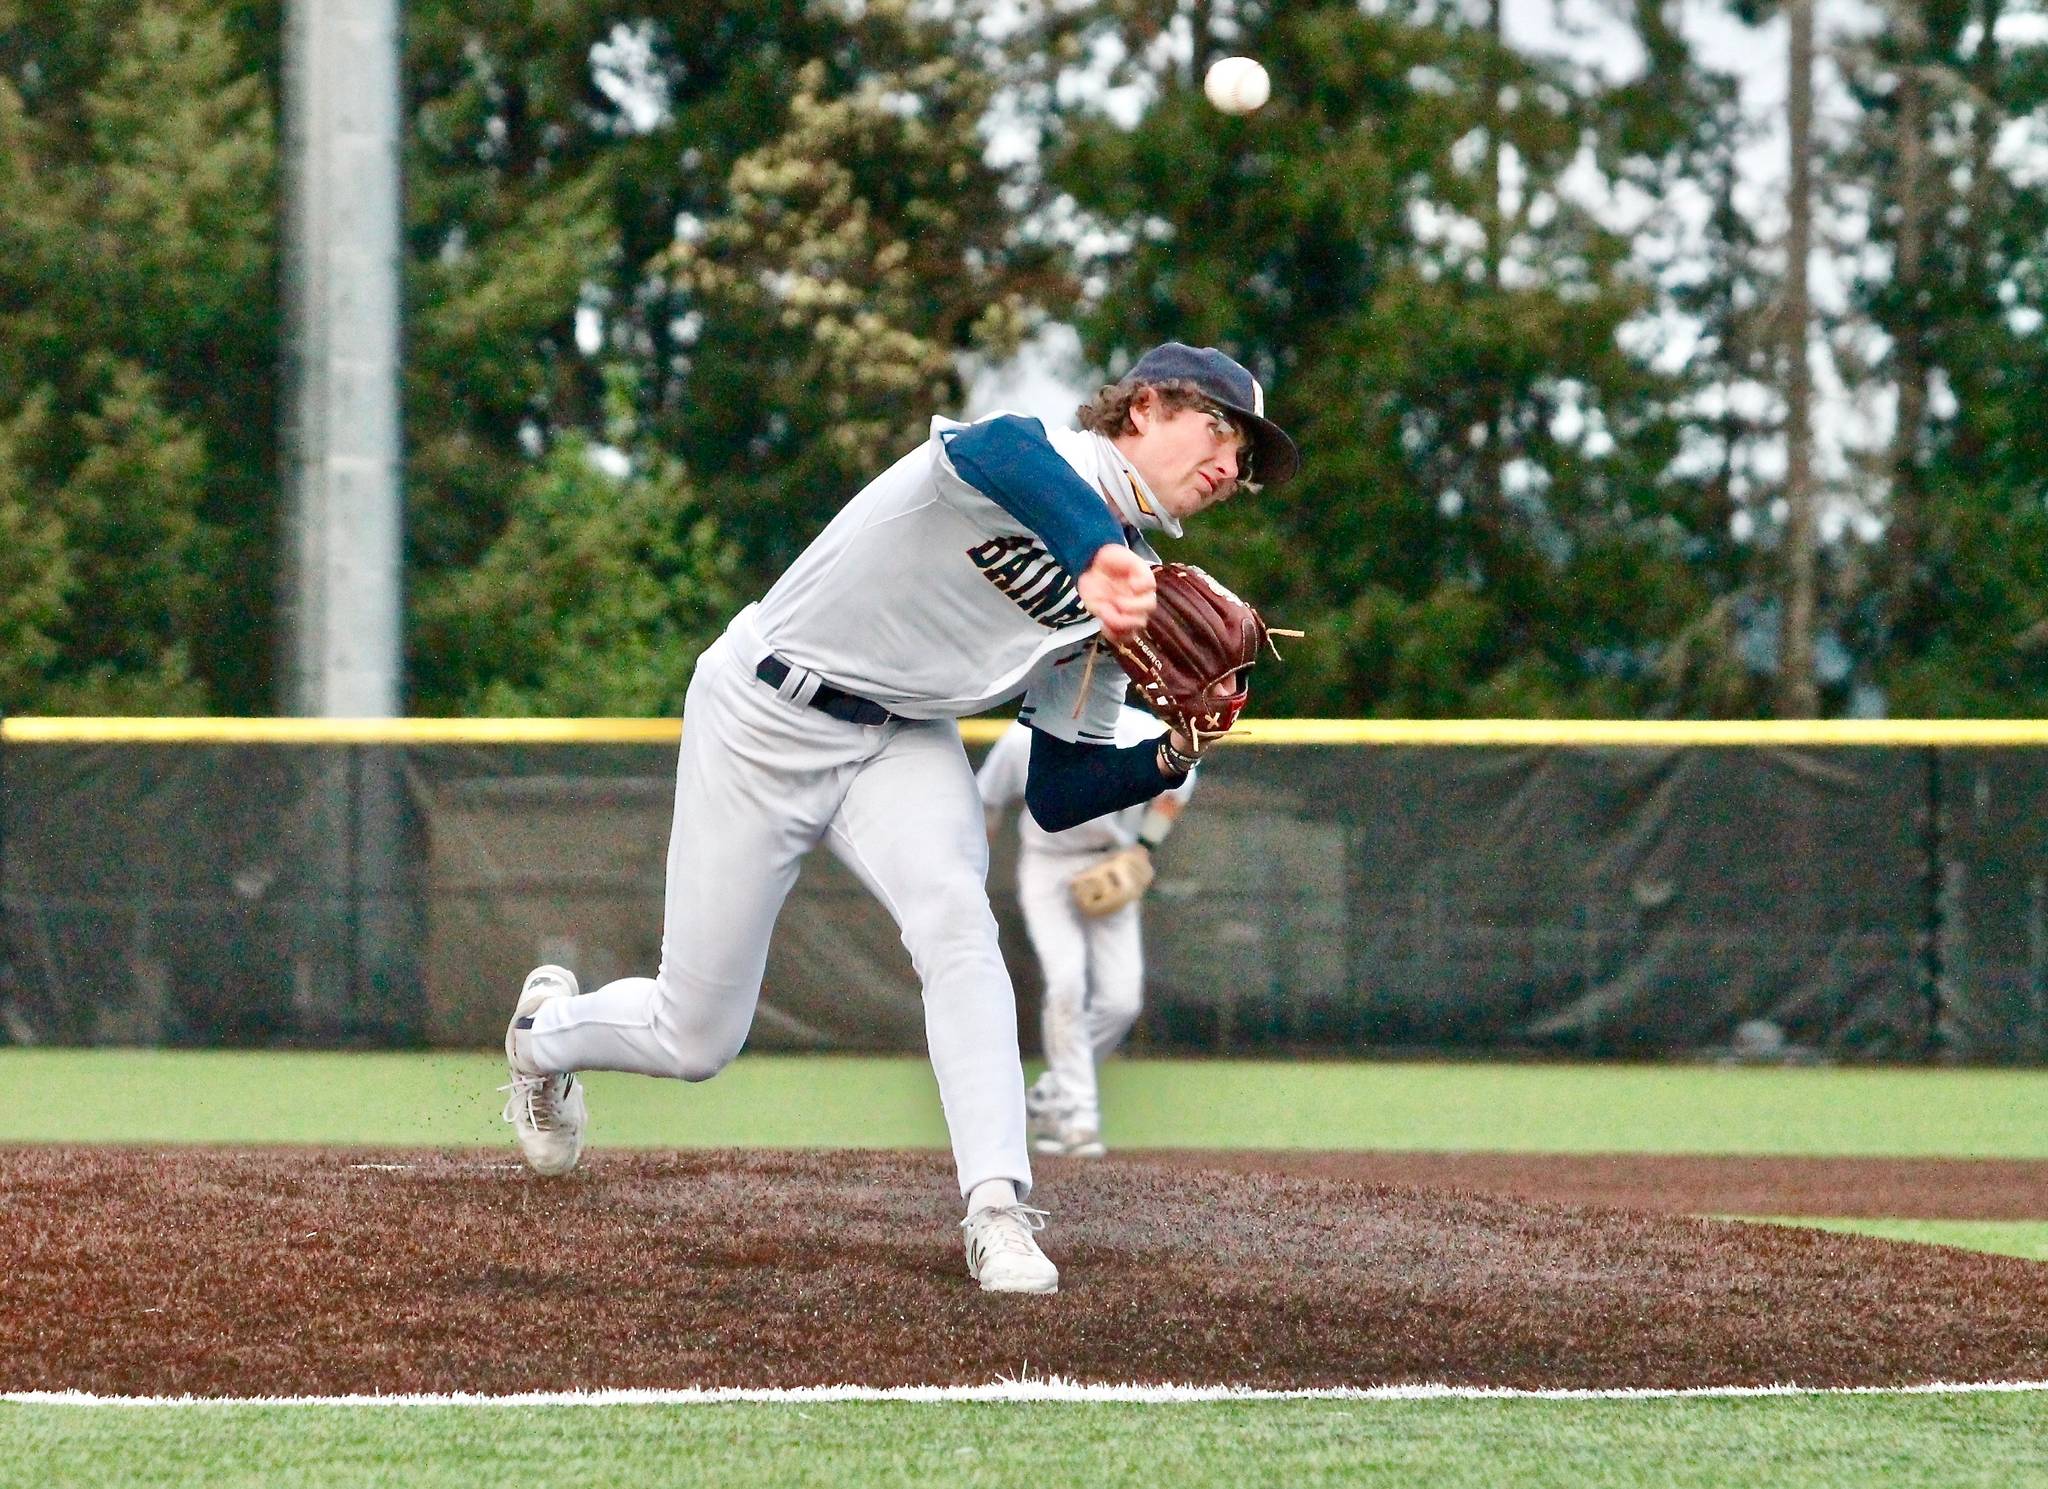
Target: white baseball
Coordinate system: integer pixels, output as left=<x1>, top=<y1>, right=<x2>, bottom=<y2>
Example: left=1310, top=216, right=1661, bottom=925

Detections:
left=1203, top=56, right=1271, bottom=116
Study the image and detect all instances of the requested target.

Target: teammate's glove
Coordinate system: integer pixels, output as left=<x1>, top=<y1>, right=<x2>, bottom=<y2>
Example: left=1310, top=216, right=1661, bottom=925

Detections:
left=1069, top=845, right=1155, bottom=918
left=1107, top=563, right=1290, bottom=747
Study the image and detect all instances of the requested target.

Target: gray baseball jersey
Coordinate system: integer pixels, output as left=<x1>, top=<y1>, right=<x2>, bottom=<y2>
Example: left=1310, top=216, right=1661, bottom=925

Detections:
left=748, top=417, right=1175, bottom=740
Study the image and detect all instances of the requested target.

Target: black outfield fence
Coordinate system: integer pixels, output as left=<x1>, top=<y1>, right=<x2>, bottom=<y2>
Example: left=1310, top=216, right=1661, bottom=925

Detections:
left=0, top=717, right=2043, bottom=1061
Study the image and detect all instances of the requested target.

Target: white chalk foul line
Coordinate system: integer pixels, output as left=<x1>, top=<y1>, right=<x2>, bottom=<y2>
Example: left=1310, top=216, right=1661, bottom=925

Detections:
left=8, top=1378, right=2048, bottom=1407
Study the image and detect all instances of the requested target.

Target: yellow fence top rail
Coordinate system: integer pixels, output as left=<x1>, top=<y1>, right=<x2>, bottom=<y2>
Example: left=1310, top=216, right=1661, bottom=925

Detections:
left=7, top=716, right=2048, bottom=747
left=0, top=717, right=685, bottom=745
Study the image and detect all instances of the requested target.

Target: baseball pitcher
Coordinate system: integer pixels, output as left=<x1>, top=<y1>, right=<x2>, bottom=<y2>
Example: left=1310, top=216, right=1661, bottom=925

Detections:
left=499, top=342, right=1297, bottom=1293
left=978, top=705, right=1197, bottom=1158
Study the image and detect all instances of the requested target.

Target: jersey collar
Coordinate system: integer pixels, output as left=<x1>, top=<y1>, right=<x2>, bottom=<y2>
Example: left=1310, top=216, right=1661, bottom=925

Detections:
left=1101, top=439, right=1184, bottom=541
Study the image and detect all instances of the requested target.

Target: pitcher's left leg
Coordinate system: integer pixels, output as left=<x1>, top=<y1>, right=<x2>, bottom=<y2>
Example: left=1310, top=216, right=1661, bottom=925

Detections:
left=827, top=721, right=1030, bottom=1200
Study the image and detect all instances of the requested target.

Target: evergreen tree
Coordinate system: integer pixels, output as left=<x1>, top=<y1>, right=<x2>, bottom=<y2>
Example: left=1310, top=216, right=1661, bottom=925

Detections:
left=650, top=0, right=1052, bottom=579
left=402, top=0, right=837, bottom=709
left=1043, top=0, right=1719, bottom=716
left=1842, top=0, right=2048, bottom=713
left=415, top=370, right=739, bottom=716
left=403, top=0, right=1048, bottom=712
left=0, top=0, right=277, bottom=712
left=0, top=398, right=69, bottom=702
left=1643, top=77, right=1783, bottom=717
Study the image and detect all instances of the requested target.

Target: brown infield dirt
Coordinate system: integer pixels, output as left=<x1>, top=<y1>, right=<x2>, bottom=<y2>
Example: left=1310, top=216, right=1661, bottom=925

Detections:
left=3, top=1146, right=2046, bottom=1398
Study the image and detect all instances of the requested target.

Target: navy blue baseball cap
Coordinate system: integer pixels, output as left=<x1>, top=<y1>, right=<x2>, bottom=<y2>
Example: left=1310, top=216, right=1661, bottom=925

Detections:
left=1123, top=341, right=1299, bottom=485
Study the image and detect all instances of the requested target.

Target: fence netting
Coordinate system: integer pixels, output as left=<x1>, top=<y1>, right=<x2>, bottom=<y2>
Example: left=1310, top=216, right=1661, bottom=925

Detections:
left=1, top=739, right=2041, bottom=1060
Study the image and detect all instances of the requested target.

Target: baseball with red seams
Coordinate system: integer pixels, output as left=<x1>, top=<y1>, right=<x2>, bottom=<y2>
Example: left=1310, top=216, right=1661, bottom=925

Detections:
left=1203, top=56, right=1271, bottom=116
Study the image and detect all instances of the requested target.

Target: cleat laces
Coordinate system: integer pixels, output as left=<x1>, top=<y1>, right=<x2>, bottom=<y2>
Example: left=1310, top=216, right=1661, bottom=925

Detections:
left=499, top=1072, right=573, bottom=1131
left=963, top=1204, right=1051, bottom=1266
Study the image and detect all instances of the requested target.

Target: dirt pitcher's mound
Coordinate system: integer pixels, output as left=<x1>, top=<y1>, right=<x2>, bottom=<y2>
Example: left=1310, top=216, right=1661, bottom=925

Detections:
left=1141, top=1150, right=2048, bottom=1219
left=4, top=1147, right=2045, bottom=1397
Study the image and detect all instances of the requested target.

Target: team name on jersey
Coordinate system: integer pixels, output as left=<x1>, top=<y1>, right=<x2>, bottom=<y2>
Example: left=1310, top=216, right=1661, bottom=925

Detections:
left=966, top=535, right=1092, bottom=630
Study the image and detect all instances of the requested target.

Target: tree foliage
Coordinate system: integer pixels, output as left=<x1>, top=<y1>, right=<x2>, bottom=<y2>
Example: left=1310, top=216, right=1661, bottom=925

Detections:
left=414, top=370, right=740, bottom=716
left=402, top=0, right=1050, bottom=711
left=1043, top=0, right=1730, bottom=716
left=1841, top=0, right=2048, bottom=714
left=0, top=0, right=276, bottom=713
left=4, top=0, right=2047, bottom=719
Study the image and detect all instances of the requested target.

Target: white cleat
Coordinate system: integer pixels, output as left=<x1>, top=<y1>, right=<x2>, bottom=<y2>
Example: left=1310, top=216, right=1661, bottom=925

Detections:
left=961, top=1204, right=1061, bottom=1294
left=1030, top=1088, right=1107, bottom=1158
left=1025, top=1075, right=1063, bottom=1153
left=1039, top=1120, right=1107, bottom=1160
left=500, top=965, right=586, bottom=1177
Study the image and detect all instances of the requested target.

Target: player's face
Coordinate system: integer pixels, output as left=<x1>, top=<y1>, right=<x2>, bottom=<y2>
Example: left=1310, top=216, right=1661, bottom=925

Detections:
left=1123, top=393, right=1250, bottom=520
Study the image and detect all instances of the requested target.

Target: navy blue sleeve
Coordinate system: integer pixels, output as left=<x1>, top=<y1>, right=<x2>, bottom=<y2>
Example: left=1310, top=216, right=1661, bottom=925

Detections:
left=943, top=415, right=1126, bottom=579
left=1024, top=726, right=1182, bottom=833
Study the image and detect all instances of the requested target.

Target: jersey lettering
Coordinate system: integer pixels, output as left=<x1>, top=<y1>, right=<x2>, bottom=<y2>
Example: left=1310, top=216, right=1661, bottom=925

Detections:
left=967, top=535, right=1092, bottom=631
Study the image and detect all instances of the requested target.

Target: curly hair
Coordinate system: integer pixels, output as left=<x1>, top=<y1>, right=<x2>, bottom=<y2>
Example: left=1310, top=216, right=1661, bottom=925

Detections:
left=1075, top=377, right=1259, bottom=488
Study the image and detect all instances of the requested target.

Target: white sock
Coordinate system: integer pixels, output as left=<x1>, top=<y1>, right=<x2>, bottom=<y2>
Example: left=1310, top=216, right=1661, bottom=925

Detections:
left=966, top=1179, right=1018, bottom=1215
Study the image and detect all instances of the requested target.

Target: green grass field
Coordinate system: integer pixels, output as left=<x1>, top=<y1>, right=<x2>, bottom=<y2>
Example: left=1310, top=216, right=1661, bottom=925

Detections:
left=7, top=1394, right=2048, bottom=1488
left=7, top=1049, right=2047, bottom=1156
left=6, top=1052, right=2046, bottom=1486
left=1748, top=1217, right=2048, bottom=1262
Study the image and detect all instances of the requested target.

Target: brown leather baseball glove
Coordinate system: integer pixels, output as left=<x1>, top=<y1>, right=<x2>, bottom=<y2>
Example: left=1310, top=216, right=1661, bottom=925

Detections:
left=1107, top=563, right=1290, bottom=746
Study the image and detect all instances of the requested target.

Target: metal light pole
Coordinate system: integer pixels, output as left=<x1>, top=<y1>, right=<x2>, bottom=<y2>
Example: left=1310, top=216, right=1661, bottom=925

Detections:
left=278, top=1, right=415, bottom=1043
left=280, top=0, right=404, bottom=718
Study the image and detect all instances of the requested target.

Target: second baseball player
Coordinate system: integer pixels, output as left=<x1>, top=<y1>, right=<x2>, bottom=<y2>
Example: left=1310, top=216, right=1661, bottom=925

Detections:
left=978, top=703, right=1197, bottom=1158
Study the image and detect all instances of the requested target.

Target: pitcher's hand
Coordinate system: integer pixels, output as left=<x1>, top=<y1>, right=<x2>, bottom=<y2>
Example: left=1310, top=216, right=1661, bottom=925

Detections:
left=1078, top=546, right=1155, bottom=642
